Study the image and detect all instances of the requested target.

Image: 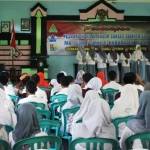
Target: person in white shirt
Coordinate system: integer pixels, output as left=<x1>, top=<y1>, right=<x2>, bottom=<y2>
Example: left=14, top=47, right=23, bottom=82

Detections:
left=94, top=49, right=108, bottom=79
left=85, top=51, right=96, bottom=76
left=76, top=49, right=86, bottom=72
left=31, top=74, right=48, bottom=103
left=71, top=90, right=116, bottom=150
left=103, top=70, right=122, bottom=90
left=131, top=44, right=147, bottom=81
left=0, top=88, right=17, bottom=128
left=56, top=76, right=70, bottom=96
left=120, top=49, right=131, bottom=82
left=18, top=80, right=47, bottom=107
left=107, top=49, right=120, bottom=82
left=111, top=72, right=139, bottom=119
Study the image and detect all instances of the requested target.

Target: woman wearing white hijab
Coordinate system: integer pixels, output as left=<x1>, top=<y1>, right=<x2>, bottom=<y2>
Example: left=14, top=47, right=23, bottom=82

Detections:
left=86, top=77, right=102, bottom=94
left=75, top=70, right=85, bottom=85
left=71, top=90, right=116, bottom=150
left=50, top=79, right=61, bottom=96
left=61, top=84, right=83, bottom=133
left=62, top=84, right=83, bottom=110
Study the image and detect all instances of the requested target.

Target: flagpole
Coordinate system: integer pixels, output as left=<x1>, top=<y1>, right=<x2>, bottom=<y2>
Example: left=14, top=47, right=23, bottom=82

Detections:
left=10, top=20, right=17, bottom=84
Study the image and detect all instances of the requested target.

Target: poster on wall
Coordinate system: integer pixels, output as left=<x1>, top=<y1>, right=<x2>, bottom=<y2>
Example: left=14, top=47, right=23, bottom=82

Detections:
left=47, top=21, right=150, bottom=55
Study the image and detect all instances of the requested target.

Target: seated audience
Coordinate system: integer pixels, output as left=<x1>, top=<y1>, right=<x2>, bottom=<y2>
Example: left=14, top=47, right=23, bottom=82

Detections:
left=103, top=70, right=122, bottom=90
left=71, top=90, right=116, bottom=150
left=50, top=79, right=61, bottom=96
left=61, top=83, right=83, bottom=133
left=18, top=80, right=47, bottom=107
left=120, top=83, right=150, bottom=150
left=9, top=103, right=47, bottom=147
left=31, top=74, right=48, bottom=103
left=56, top=76, right=70, bottom=96
left=111, top=72, right=139, bottom=119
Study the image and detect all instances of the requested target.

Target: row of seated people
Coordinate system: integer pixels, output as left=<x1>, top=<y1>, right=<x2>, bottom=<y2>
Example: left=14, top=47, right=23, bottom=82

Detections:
left=0, top=69, right=148, bottom=149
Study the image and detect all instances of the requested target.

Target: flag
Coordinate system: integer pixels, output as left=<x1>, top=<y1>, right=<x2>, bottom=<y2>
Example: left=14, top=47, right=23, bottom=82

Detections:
left=10, top=20, right=22, bottom=58
left=10, top=20, right=16, bottom=49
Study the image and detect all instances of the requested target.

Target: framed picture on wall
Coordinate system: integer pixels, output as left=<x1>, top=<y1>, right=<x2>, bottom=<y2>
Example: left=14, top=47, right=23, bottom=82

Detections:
left=1, top=21, right=10, bottom=33
left=21, top=18, right=30, bottom=31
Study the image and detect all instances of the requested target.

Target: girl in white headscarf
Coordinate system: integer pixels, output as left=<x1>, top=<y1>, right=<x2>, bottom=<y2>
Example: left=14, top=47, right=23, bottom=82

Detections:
left=71, top=90, right=116, bottom=150
left=75, top=70, right=85, bottom=85
left=50, top=79, right=61, bottom=96
left=85, top=77, right=102, bottom=94
left=61, top=84, right=83, bottom=133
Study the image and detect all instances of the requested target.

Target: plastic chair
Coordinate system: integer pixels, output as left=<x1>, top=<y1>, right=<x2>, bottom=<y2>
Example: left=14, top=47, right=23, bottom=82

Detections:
left=9, top=95, right=19, bottom=105
left=101, top=88, right=119, bottom=109
left=70, top=137, right=120, bottom=150
left=30, top=102, right=45, bottom=110
left=62, top=106, right=80, bottom=136
left=50, top=101, right=66, bottom=120
left=39, top=120, right=61, bottom=136
left=5, top=125, right=13, bottom=134
left=50, top=94, right=67, bottom=103
left=0, top=139, right=10, bottom=150
left=13, top=135, right=62, bottom=150
left=112, top=116, right=134, bottom=139
left=62, top=106, right=80, bottom=149
left=125, top=132, right=150, bottom=150
left=36, top=109, right=51, bottom=120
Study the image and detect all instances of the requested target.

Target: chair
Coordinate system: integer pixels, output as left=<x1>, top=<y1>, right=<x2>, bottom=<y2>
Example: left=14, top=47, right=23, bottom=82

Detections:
left=101, top=88, right=119, bottom=109
left=62, top=106, right=80, bottom=149
left=5, top=125, right=13, bottom=134
left=112, top=116, right=134, bottom=139
left=13, top=135, right=62, bottom=150
left=70, top=137, right=120, bottom=150
left=30, top=102, right=45, bottom=110
left=39, top=120, right=61, bottom=136
left=0, top=139, right=10, bottom=150
left=62, top=106, right=80, bottom=136
left=50, top=101, right=66, bottom=120
left=36, top=109, right=51, bottom=120
left=50, top=94, right=67, bottom=103
left=9, top=95, right=19, bottom=105
left=125, top=132, right=150, bottom=150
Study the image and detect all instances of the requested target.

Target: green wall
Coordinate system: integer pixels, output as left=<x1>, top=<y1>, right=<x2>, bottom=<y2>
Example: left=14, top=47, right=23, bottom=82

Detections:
left=0, top=1, right=150, bottom=78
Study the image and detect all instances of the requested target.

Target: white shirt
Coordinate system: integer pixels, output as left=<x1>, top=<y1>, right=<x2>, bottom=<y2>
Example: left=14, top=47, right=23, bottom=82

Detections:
left=111, top=84, right=139, bottom=119
left=120, top=52, right=131, bottom=67
left=18, top=94, right=47, bottom=106
left=56, top=87, right=68, bottom=96
left=103, top=81, right=122, bottom=90
left=35, top=87, right=48, bottom=103
left=107, top=52, right=120, bottom=66
left=0, top=88, right=17, bottom=128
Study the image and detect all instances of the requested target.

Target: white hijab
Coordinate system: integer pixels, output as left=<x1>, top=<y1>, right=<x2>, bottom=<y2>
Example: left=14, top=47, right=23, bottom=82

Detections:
left=75, top=70, right=85, bottom=85
left=50, top=79, right=61, bottom=96
left=86, top=77, right=102, bottom=94
left=71, top=90, right=115, bottom=138
left=62, top=84, right=83, bottom=110
left=111, top=84, right=139, bottom=119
